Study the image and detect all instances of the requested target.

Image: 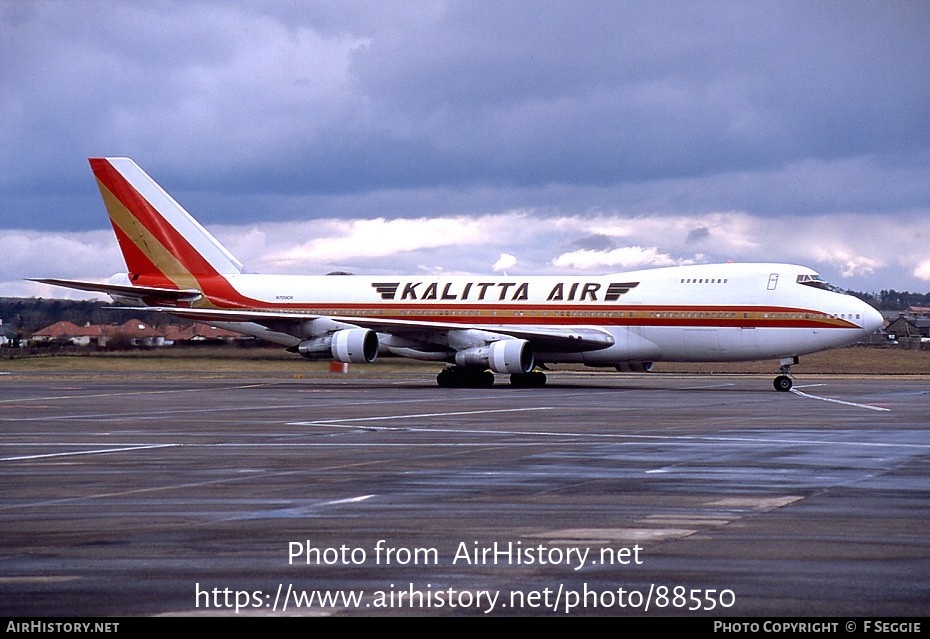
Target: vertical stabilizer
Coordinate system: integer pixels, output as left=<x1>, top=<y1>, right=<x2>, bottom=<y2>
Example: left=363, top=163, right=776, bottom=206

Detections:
left=89, top=157, right=243, bottom=291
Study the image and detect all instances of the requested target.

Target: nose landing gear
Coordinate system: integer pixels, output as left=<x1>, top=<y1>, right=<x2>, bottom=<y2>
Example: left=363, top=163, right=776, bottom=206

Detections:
left=773, top=375, right=793, bottom=392
left=773, top=356, right=799, bottom=392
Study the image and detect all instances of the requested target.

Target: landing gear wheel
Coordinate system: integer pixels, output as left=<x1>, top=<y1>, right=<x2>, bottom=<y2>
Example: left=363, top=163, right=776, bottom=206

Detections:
left=436, top=366, right=494, bottom=388
left=436, top=367, right=455, bottom=388
left=510, top=371, right=547, bottom=388
left=773, top=356, right=798, bottom=392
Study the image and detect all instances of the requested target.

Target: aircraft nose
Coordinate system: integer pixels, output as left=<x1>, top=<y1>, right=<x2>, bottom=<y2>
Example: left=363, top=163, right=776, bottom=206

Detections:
left=862, top=305, right=884, bottom=334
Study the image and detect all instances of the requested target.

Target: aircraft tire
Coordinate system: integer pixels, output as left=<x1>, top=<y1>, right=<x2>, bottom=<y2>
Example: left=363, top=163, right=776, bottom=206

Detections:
left=510, top=373, right=528, bottom=388
left=773, top=375, right=793, bottom=392
left=510, top=371, right=547, bottom=388
left=437, top=367, right=494, bottom=388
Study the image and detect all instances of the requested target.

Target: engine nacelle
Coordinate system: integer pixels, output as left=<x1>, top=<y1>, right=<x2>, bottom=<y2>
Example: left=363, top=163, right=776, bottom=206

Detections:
left=454, top=339, right=534, bottom=374
left=296, top=329, right=379, bottom=363
left=615, top=361, right=654, bottom=373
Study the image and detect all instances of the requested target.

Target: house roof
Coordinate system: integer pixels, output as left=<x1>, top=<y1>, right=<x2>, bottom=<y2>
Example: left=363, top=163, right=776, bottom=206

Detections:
left=116, top=320, right=162, bottom=338
left=162, top=323, right=243, bottom=341
left=32, top=321, right=108, bottom=338
left=0, top=324, right=20, bottom=338
left=34, top=319, right=166, bottom=339
left=32, top=319, right=246, bottom=341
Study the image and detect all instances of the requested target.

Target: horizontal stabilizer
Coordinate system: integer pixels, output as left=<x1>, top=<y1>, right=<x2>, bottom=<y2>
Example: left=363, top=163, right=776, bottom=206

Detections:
left=29, top=278, right=202, bottom=303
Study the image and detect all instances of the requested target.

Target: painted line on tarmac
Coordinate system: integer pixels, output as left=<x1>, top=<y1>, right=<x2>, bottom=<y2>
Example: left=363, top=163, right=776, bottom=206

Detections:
left=790, top=387, right=890, bottom=412
left=290, top=406, right=554, bottom=426
left=678, top=383, right=737, bottom=390
left=0, top=444, right=177, bottom=462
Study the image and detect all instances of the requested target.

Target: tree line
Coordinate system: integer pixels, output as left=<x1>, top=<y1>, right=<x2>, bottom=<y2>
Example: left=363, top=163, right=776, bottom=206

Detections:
left=0, top=298, right=185, bottom=337
left=877, top=289, right=930, bottom=310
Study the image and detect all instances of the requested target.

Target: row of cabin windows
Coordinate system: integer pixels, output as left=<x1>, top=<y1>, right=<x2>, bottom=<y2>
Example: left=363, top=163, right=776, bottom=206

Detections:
left=681, top=278, right=728, bottom=284
left=283, top=308, right=860, bottom=321
left=651, top=311, right=743, bottom=319
left=762, top=312, right=861, bottom=320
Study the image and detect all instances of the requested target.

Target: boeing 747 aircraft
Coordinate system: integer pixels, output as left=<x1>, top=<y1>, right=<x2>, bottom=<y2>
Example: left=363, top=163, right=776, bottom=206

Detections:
left=33, top=158, right=884, bottom=390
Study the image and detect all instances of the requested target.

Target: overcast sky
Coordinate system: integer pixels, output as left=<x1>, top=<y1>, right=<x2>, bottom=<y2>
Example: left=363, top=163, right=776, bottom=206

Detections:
left=2, top=1, right=929, bottom=299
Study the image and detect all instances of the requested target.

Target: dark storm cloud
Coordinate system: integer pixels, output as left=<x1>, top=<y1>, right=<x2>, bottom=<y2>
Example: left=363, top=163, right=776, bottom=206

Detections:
left=686, top=227, right=710, bottom=244
left=0, top=0, right=928, bottom=232
left=566, top=234, right=618, bottom=252
left=349, top=2, right=930, bottom=178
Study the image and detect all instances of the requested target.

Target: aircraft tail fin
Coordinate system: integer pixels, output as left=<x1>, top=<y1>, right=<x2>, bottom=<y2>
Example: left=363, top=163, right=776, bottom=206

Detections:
left=89, top=157, right=243, bottom=291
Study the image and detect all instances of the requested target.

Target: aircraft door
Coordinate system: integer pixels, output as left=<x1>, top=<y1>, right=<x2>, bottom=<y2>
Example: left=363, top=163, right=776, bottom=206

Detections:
left=767, top=273, right=779, bottom=290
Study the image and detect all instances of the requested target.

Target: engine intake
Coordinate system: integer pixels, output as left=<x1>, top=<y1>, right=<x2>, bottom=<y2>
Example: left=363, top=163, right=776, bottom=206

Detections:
left=455, top=339, right=534, bottom=374
left=296, top=329, right=379, bottom=363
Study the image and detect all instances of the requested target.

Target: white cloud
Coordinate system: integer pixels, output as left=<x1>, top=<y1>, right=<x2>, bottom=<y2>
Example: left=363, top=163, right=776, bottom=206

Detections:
left=3, top=208, right=930, bottom=299
left=263, top=213, right=533, bottom=267
left=492, top=253, right=517, bottom=272
left=913, top=259, right=930, bottom=282
left=552, top=246, right=685, bottom=270
left=811, top=247, right=884, bottom=279
left=0, top=230, right=121, bottom=281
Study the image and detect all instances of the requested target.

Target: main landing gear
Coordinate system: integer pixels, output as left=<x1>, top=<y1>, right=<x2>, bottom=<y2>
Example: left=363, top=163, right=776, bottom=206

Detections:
left=509, top=371, right=547, bottom=388
left=436, top=366, right=494, bottom=388
left=435, top=367, right=548, bottom=388
left=773, top=356, right=799, bottom=392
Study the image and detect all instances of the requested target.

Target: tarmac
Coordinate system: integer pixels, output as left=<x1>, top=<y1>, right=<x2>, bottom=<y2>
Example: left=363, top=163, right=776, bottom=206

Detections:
left=0, top=370, right=928, bottom=617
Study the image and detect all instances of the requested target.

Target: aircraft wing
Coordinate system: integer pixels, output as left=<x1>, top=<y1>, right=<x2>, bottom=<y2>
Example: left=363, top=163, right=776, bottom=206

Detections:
left=132, top=306, right=615, bottom=352
left=29, top=278, right=203, bottom=304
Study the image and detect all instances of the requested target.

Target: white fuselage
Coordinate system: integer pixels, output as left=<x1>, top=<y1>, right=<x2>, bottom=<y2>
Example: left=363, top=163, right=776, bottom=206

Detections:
left=197, top=262, right=883, bottom=365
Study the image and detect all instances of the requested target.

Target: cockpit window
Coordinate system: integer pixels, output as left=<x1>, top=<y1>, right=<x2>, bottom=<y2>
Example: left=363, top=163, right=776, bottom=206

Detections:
left=796, top=273, right=845, bottom=293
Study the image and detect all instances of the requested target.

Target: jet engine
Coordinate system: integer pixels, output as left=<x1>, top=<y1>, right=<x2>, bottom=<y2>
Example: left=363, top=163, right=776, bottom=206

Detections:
left=295, top=329, right=379, bottom=363
left=454, top=339, right=534, bottom=374
left=615, top=361, right=654, bottom=373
